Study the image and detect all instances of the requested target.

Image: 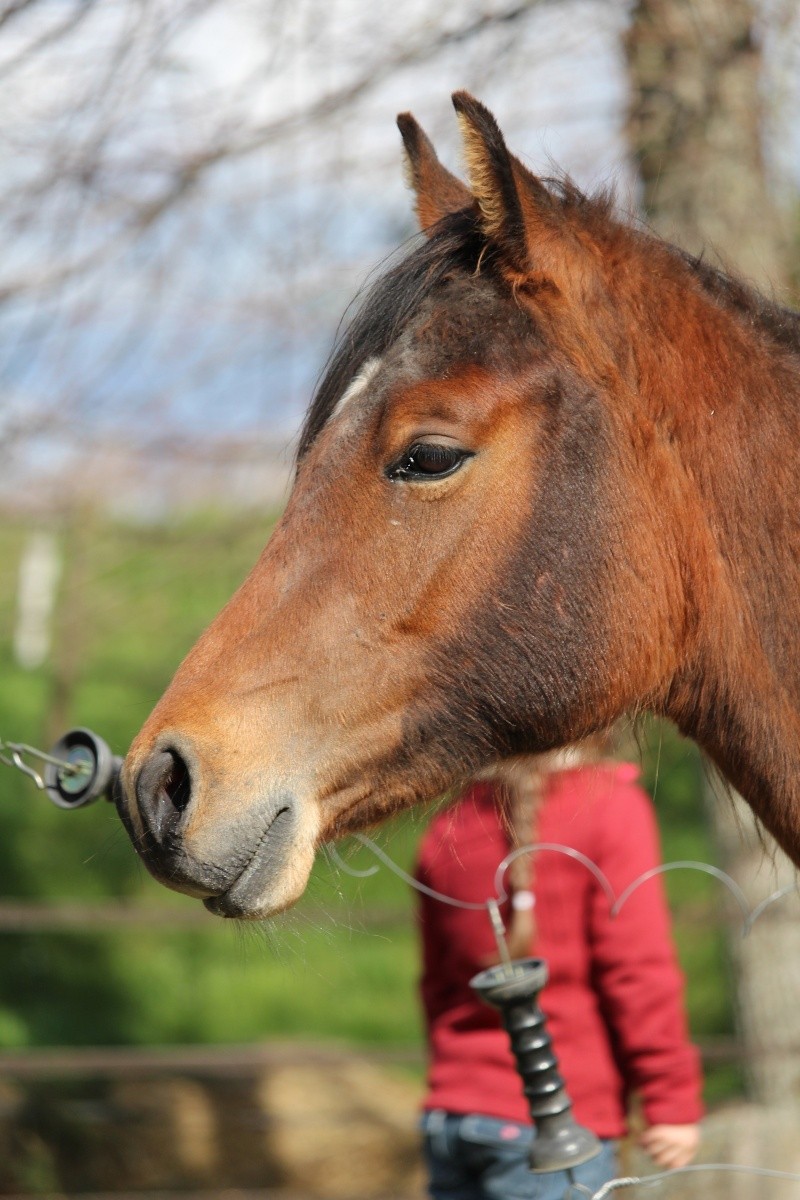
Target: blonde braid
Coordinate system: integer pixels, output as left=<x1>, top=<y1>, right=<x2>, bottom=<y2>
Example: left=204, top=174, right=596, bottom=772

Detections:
left=502, top=754, right=554, bottom=959
left=492, top=739, right=607, bottom=961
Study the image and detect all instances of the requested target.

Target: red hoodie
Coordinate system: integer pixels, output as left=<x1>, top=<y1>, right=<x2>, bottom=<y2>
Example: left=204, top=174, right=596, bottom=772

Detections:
left=416, top=765, right=703, bottom=1138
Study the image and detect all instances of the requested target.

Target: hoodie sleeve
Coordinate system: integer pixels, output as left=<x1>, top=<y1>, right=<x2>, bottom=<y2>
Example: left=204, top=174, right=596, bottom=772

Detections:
left=587, top=778, right=704, bottom=1126
left=415, top=842, right=456, bottom=1029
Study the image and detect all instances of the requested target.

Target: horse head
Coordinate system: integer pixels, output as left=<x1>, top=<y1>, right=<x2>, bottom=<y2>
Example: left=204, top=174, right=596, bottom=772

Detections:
left=118, top=94, right=800, bottom=915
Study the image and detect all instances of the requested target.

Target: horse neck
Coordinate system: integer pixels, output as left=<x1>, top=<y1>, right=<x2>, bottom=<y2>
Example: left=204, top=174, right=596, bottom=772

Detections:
left=631, top=268, right=800, bottom=856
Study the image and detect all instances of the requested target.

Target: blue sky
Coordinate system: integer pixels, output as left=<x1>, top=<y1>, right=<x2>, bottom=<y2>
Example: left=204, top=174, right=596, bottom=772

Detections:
left=1, top=0, right=797, bottom=492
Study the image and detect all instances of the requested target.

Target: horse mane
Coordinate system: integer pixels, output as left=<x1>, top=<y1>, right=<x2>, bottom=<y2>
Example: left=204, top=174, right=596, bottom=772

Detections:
left=544, top=174, right=800, bottom=354
left=676, top=250, right=800, bottom=354
left=297, top=208, right=485, bottom=460
left=299, top=178, right=800, bottom=464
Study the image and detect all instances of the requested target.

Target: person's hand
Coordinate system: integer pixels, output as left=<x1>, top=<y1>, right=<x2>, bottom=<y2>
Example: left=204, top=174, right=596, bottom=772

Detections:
left=638, top=1123, right=700, bottom=1169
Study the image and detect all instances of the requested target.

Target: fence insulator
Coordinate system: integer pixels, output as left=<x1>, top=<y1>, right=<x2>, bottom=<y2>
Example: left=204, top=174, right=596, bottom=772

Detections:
left=470, top=957, right=601, bottom=1173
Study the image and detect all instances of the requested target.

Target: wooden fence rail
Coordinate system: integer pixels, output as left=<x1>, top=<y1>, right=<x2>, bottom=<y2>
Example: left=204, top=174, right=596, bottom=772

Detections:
left=0, top=1035, right=789, bottom=1078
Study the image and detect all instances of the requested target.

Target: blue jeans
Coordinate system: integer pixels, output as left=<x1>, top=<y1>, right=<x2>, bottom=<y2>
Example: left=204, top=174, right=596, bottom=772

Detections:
left=421, top=1111, right=617, bottom=1200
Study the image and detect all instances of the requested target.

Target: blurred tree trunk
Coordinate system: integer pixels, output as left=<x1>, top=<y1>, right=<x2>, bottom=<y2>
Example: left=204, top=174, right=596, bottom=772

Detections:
left=626, top=0, right=788, bottom=290
left=625, top=0, right=798, bottom=1107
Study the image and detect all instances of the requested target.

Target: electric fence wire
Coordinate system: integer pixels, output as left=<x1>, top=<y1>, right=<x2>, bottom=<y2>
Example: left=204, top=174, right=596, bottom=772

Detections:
left=330, top=834, right=800, bottom=1198
left=1, top=732, right=793, bottom=940
left=592, top=1163, right=800, bottom=1196
left=3, top=743, right=800, bottom=1193
left=329, top=832, right=795, bottom=940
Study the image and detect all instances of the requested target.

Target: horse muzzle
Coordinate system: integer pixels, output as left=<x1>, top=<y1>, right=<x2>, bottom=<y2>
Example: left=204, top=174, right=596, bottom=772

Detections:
left=117, top=742, right=312, bottom=918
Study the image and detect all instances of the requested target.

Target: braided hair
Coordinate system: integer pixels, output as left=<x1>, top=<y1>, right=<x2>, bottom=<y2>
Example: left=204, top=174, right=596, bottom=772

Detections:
left=492, top=740, right=606, bottom=960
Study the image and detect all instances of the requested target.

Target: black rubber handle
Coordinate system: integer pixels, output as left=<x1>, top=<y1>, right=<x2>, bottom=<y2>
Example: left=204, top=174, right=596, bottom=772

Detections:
left=470, top=957, right=601, bottom=1173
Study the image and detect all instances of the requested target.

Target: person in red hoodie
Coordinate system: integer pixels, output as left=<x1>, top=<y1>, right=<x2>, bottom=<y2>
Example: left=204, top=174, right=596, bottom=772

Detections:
left=416, top=750, right=703, bottom=1200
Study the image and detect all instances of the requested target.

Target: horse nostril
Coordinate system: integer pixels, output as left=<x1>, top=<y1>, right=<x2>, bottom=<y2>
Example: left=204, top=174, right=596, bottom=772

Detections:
left=135, top=747, right=194, bottom=845
left=161, top=750, right=191, bottom=812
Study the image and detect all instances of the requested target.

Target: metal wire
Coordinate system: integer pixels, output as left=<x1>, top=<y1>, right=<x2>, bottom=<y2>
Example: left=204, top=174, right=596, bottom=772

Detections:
left=337, top=833, right=799, bottom=940
left=2, top=746, right=798, bottom=1195
left=743, top=882, right=799, bottom=937
left=591, top=1162, right=800, bottom=1196
left=611, top=861, right=751, bottom=924
left=486, top=897, right=513, bottom=971
left=353, top=833, right=488, bottom=910
left=326, top=842, right=380, bottom=879
left=495, top=842, right=617, bottom=909
left=0, top=738, right=87, bottom=792
left=331, top=835, right=800, bottom=1199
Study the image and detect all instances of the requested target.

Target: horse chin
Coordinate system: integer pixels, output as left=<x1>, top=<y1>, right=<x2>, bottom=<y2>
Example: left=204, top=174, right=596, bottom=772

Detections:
left=203, top=819, right=318, bottom=920
left=203, top=869, right=306, bottom=920
left=117, top=762, right=321, bottom=919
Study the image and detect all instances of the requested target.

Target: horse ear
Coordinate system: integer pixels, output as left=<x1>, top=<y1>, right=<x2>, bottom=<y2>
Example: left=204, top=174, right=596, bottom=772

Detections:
left=452, top=92, right=580, bottom=288
left=397, top=112, right=473, bottom=234
left=451, top=92, right=537, bottom=274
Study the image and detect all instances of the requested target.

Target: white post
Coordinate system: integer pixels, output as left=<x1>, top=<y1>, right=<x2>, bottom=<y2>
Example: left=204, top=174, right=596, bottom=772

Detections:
left=13, top=530, right=61, bottom=670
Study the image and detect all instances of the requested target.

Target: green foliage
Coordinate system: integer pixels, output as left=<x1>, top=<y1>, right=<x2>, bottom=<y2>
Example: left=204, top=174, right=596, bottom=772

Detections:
left=0, top=513, right=738, bottom=1109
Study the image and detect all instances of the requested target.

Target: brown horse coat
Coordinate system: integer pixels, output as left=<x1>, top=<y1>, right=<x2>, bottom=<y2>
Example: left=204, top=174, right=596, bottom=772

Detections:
left=118, top=94, right=800, bottom=918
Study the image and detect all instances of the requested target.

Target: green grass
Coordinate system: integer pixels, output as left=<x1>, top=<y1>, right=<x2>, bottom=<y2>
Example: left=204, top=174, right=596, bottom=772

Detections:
left=0, top=512, right=740, bottom=1108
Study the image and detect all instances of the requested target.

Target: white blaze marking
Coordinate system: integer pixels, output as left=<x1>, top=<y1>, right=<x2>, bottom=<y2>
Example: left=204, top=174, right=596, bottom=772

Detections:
left=331, top=357, right=382, bottom=420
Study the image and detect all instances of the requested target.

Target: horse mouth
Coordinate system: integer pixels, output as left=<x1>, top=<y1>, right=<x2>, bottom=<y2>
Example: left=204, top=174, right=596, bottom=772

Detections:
left=203, top=804, right=296, bottom=919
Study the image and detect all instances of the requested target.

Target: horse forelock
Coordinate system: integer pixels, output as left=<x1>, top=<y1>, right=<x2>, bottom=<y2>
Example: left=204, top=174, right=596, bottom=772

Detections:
left=298, top=208, right=485, bottom=460
left=300, top=173, right=800, bottom=473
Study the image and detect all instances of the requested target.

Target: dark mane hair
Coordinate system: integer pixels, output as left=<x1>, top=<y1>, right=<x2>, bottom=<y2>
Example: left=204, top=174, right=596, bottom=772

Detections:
left=298, top=208, right=484, bottom=460
left=678, top=249, right=800, bottom=354
left=299, top=181, right=800, bottom=465
left=549, top=175, right=800, bottom=353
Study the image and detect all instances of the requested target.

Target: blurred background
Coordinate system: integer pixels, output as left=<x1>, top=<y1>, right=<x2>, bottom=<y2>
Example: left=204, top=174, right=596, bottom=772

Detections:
left=1, top=0, right=800, bottom=1196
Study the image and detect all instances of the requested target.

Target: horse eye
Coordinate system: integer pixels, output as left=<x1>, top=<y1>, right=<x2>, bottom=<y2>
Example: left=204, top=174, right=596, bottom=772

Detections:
left=388, top=443, right=471, bottom=482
